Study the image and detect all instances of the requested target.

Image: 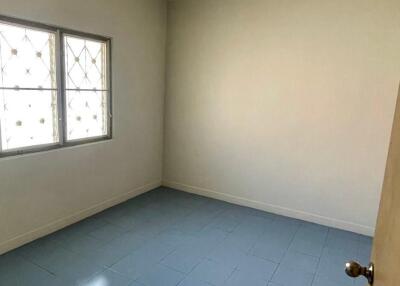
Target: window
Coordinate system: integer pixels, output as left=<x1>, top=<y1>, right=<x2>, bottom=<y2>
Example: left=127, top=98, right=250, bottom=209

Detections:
left=64, top=35, right=110, bottom=141
left=0, top=22, right=59, bottom=151
left=0, top=16, right=111, bottom=156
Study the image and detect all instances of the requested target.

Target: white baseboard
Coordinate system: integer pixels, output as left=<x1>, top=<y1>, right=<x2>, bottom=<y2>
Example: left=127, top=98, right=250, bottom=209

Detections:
left=163, top=180, right=374, bottom=236
left=0, top=181, right=161, bottom=255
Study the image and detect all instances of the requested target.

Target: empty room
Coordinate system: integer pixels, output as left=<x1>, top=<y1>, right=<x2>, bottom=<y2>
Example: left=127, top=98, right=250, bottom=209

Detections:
left=0, top=0, right=399, bottom=285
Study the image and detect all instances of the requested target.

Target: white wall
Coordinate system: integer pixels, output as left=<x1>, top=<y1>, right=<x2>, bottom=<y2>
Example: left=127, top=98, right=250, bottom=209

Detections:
left=0, top=0, right=166, bottom=254
left=164, top=0, right=400, bottom=235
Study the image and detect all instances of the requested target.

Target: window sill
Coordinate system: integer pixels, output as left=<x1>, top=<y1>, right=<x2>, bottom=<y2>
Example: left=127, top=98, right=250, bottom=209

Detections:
left=0, top=136, right=113, bottom=160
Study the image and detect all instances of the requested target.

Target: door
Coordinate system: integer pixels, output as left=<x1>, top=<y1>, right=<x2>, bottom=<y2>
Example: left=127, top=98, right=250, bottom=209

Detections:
left=371, top=83, right=400, bottom=285
left=347, top=85, right=400, bottom=285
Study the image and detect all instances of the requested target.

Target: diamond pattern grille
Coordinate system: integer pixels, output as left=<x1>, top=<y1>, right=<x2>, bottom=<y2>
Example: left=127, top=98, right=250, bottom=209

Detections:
left=0, top=22, right=58, bottom=151
left=0, top=22, right=56, bottom=89
left=64, top=35, right=108, bottom=141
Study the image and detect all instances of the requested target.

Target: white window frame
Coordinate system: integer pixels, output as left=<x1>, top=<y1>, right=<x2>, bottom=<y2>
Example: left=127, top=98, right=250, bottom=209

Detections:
left=0, top=15, right=112, bottom=158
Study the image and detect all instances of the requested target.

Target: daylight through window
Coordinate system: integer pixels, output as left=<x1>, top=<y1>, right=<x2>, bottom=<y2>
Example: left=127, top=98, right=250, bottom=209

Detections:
left=0, top=17, right=111, bottom=155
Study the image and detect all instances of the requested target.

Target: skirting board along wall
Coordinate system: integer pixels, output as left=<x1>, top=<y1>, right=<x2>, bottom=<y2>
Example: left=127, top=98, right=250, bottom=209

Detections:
left=0, top=181, right=161, bottom=255
left=163, top=181, right=375, bottom=236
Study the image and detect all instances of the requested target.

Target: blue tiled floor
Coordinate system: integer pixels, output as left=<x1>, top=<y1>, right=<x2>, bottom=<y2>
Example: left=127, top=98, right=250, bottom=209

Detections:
left=0, top=187, right=372, bottom=286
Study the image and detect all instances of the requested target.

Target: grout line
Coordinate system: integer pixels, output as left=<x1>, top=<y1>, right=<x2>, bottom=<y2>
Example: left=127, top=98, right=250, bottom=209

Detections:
left=6, top=188, right=370, bottom=286
left=266, top=222, right=304, bottom=284
left=23, top=257, right=58, bottom=277
left=310, top=227, right=331, bottom=285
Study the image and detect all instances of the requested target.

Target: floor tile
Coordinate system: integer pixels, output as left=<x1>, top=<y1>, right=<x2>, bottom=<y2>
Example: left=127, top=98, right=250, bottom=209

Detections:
left=129, top=282, right=146, bottom=286
left=110, top=237, right=174, bottom=279
left=354, top=277, right=369, bottom=286
left=88, top=223, right=126, bottom=243
left=328, top=228, right=361, bottom=242
left=0, top=253, right=60, bottom=286
left=312, top=275, right=353, bottom=286
left=135, top=221, right=173, bottom=239
left=78, top=240, right=135, bottom=267
left=207, top=244, right=246, bottom=268
left=358, top=235, right=373, bottom=244
left=316, top=247, right=356, bottom=285
left=189, top=259, right=235, bottom=286
left=106, top=214, right=145, bottom=231
left=224, top=269, right=268, bottom=286
left=325, top=236, right=358, bottom=255
left=259, top=229, right=294, bottom=248
left=111, top=252, right=157, bottom=279
left=299, top=223, right=329, bottom=239
left=13, top=236, right=61, bottom=263
left=198, top=226, right=229, bottom=244
left=156, top=229, right=197, bottom=248
left=280, top=251, right=319, bottom=273
left=135, top=264, right=185, bottom=286
left=222, top=236, right=256, bottom=253
left=289, top=236, right=325, bottom=257
left=161, top=247, right=204, bottom=273
left=131, top=239, right=176, bottom=262
left=357, top=238, right=373, bottom=265
left=269, top=217, right=301, bottom=237
left=80, top=269, right=133, bottom=286
left=70, top=217, right=108, bottom=234
left=251, top=239, right=288, bottom=263
left=178, top=276, right=212, bottom=286
left=33, top=246, right=103, bottom=284
left=236, top=254, right=277, bottom=281
left=0, top=188, right=375, bottom=286
left=208, top=213, right=240, bottom=232
left=272, top=265, right=314, bottom=286
left=289, top=223, right=328, bottom=257
left=109, top=231, right=148, bottom=252
left=57, top=233, right=105, bottom=255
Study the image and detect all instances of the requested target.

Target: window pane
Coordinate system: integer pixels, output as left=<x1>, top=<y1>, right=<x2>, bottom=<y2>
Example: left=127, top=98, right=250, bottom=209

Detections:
left=64, top=35, right=107, bottom=90
left=0, top=22, right=58, bottom=152
left=66, top=90, right=108, bottom=141
left=64, top=35, right=109, bottom=141
left=0, top=22, right=56, bottom=89
left=0, top=90, right=59, bottom=150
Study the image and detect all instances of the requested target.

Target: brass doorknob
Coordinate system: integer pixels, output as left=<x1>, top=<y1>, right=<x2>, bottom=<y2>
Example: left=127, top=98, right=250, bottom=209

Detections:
left=345, top=260, right=374, bottom=285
